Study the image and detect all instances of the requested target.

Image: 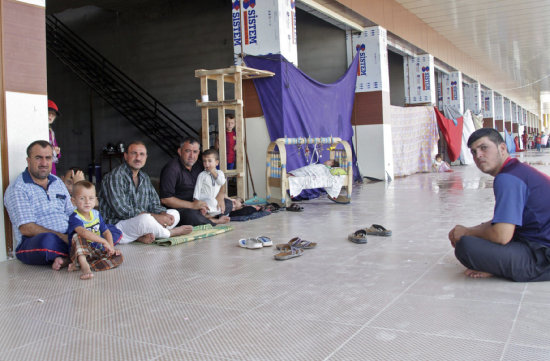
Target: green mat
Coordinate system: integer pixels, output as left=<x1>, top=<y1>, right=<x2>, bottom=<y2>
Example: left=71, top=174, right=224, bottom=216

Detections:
left=153, top=224, right=233, bottom=246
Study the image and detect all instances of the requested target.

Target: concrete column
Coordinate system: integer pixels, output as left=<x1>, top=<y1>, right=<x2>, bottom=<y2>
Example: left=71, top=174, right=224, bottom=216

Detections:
left=232, top=0, right=297, bottom=65
left=494, top=93, right=504, bottom=131
left=464, top=82, right=481, bottom=113
left=504, top=98, right=512, bottom=132
left=1, top=0, right=49, bottom=259
left=404, top=54, right=436, bottom=105
left=231, top=0, right=298, bottom=199
left=440, top=71, right=463, bottom=114
left=482, top=89, right=495, bottom=128
left=346, top=26, right=392, bottom=181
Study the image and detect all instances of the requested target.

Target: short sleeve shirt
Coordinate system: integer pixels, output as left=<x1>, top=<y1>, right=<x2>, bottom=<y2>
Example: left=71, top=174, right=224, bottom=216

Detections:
left=67, top=209, right=108, bottom=241
left=492, top=158, right=550, bottom=246
left=4, top=169, right=74, bottom=246
left=159, top=157, right=203, bottom=202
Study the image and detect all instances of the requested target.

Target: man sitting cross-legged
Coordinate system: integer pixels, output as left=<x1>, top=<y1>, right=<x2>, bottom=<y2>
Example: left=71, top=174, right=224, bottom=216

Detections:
left=99, top=141, right=192, bottom=244
left=449, top=128, right=550, bottom=282
left=4, top=140, right=74, bottom=270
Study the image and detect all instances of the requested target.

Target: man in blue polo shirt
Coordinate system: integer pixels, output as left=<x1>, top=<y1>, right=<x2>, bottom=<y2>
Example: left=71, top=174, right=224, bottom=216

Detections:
left=449, top=128, right=550, bottom=281
left=4, top=140, right=74, bottom=270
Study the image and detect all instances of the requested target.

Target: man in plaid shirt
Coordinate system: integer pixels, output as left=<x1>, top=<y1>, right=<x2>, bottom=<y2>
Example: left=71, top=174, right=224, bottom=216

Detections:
left=4, top=140, right=74, bottom=269
left=99, top=141, right=192, bottom=244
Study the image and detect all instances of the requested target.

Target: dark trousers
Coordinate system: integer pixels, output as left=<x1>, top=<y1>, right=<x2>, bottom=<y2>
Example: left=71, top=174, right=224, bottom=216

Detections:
left=455, top=235, right=550, bottom=282
left=16, top=233, right=69, bottom=265
left=177, top=198, right=233, bottom=226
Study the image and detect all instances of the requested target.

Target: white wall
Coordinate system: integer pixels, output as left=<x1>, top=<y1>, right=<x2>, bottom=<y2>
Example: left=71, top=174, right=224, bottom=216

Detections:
left=244, top=116, right=270, bottom=200
left=354, top=123, right=393, bottom=181
left=4, top=91, right=49, bottom=256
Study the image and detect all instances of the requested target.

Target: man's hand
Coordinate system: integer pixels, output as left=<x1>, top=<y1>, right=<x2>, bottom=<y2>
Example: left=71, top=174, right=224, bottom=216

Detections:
left=192, top=200, right=208, bottom=210
left=448, top=225, right=468, bottom=248
left=71, top=170, right=85, bottom=183
left=217, top=198, right=225, bottom=214
left=151, top=212, right=175, bottom=227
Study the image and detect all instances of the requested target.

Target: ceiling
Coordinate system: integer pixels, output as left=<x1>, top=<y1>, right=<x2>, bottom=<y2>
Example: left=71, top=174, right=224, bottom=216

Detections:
left=48, top=0, right=549, bottom=116
left=393, top=0, right=550, bottom=115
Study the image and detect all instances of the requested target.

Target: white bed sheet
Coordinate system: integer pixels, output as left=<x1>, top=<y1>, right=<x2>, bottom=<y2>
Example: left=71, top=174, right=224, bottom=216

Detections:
left=287, top=164, right=344, bottom=198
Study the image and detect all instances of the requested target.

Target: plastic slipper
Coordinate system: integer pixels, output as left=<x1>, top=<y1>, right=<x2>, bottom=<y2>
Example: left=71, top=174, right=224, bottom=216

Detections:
left=257, top=236, right=273, bottom=247
left=274, top=246, right=303, bottom=260
left=287, top=237, right=317, bottom=249
left=365, top=224, right=392, bottom=237
left=348, top=230, right=367, bottom=244
left=287, top=203, right=304, bottom=212
left=238, top=238, right=263, bottom=249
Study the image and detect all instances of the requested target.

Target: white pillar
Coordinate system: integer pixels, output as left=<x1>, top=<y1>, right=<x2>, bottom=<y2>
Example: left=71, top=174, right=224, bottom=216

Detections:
left=482, top=89, right=495, bottom=127
left=404, top=54, right=436, bottom=105
left=440, top=71, right=463, bottom=113
left=232, top=0, right=297, bottom=65
left=346, top=26, right=393, bottom=181
left=464, top=82, right=481, bottom=113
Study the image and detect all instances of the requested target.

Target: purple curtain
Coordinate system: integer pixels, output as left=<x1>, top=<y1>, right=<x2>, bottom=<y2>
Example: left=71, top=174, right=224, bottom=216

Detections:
left=244, top=53, right=361, bottom=200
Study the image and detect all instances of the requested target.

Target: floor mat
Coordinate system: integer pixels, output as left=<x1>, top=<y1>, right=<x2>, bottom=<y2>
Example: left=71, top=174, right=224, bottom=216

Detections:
left=153, top=224, right=233, bottom=246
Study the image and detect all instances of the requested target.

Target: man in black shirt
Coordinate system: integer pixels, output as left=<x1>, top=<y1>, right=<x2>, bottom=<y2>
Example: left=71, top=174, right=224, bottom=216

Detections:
left=159, top=137, right=232, bottom=226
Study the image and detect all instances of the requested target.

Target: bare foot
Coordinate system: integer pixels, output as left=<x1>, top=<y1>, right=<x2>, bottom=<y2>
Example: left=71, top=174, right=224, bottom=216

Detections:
left=170, top=225, right=193, bottom=237
left=136, top=233, right=155, bottom=244
left=77, top=255, right=93, bottom=280
left=67, top=262, right=77, bottom=272
left=464, top=269, right=493, bottom=279
left=51, top=257, right=69, bottom=271
left=80, top=273, right=94, bottom=280
left=211, top=216, right=230, bottom=224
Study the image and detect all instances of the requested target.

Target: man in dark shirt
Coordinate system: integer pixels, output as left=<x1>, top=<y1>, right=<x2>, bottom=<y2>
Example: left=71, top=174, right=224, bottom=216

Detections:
left=159, top=137, right=232, bottom=226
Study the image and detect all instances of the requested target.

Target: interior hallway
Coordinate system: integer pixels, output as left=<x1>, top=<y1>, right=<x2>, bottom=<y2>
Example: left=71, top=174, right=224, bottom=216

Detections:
left=1, top=150, right=550, bottom=360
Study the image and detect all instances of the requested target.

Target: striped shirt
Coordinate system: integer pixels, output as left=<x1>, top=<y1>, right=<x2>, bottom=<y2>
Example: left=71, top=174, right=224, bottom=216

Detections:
left=99, top=162, right=166, bottom=224
left=4, top=169, right=74, bottom=247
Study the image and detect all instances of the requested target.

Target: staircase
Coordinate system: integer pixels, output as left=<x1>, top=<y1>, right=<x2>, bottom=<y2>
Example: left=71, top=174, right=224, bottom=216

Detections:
left=46, top=15, right=198, bottom=156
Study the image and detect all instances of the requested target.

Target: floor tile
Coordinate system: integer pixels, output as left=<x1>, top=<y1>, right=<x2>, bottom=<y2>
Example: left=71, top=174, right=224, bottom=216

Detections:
left=327, top=327, right=504, bottom=361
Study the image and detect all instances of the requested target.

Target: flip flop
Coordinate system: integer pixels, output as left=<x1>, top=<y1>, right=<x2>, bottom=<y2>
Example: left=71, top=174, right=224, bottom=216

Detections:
left=238, top=238, right=263, bottom=249
left=257, top=236, right=273, bottom=247
left=266, top=203, right=282, bottom=213
left=287, top=237, right=317, bottom=249
left=287, top=203, right=304, bottom=212
left=365, top=224, right=392, bottom=237
left=274, top=246, right=303, bottom=260
left=328, top=195, right=351, bottom=204
left=348, top=230, right=367, bottom=244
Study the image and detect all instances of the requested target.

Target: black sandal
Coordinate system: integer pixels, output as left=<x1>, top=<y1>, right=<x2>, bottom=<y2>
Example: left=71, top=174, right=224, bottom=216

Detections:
left=287, top=203, right=304, bottom=212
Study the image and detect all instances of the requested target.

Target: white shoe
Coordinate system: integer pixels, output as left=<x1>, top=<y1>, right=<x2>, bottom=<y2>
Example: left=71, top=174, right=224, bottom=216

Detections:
left=238, top=238, right=263, bottom=249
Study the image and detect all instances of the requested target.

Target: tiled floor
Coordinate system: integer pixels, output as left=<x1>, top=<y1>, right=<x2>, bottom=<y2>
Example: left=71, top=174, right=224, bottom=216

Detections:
left=2, top=150, right=550, bottom=360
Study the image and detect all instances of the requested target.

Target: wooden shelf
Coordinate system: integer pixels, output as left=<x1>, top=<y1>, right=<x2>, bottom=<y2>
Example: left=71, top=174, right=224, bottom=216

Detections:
left=195, top=65, right=273, bottom=199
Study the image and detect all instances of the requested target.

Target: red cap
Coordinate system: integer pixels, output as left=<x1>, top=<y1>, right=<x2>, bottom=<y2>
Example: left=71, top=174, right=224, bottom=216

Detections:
left=48, top=99, right=60, bottom=115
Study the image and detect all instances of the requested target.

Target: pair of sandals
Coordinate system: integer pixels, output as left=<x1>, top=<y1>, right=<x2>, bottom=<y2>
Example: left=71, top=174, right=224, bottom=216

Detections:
left=274, top=237, right=317, bottom=260
left=238, top=236, right=273, bottom=249
left=348, top=224, right=392, bottom=244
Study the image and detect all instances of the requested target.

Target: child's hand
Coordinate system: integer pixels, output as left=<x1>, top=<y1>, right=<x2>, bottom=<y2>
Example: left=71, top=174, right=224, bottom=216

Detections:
left=104, top=243, right=115, bottom=256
